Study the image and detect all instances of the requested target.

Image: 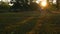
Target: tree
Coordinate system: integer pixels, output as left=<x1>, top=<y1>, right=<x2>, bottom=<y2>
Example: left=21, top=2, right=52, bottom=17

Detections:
left=10, top=0, right=30, bottom=11
left=56, top=0, right=60, bottom=10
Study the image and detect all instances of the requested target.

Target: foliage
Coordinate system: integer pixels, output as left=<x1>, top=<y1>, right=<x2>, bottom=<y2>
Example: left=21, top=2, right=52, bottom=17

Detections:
left=0, top=2, right=10, bottom=9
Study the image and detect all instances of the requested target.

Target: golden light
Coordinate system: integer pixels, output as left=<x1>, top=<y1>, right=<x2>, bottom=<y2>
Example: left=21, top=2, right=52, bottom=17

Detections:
left=41, top=1, right=47, bottom=7
left=36, top=0, right=47, bottom=7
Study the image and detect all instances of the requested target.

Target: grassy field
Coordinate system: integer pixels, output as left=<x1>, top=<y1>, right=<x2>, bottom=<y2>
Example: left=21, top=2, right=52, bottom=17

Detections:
left=0, top=11, right=40, bottom=34
left=0, top=11, right=60, bottom=34
left=38, top=13, right=60, bottom=34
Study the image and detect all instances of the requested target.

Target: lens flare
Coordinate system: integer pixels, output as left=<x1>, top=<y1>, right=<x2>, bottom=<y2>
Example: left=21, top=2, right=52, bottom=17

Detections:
left=35, top=0, right=47, bottom=7
left=41, top=1, right=47, bottom=7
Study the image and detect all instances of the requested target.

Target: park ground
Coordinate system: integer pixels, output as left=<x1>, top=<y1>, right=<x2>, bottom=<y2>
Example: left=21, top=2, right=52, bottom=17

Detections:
left=0, top=10, right=60, bottom=34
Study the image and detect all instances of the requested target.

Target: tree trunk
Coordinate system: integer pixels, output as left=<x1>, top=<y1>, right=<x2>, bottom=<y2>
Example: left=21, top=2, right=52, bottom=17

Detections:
left=56, top=0, right=59, bottom=10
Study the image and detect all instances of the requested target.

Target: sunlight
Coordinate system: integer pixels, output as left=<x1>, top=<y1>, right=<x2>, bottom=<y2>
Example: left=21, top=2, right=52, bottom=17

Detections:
left=2, top=0, right=11, bottom=2
left=36, top=0, right=47, bottom=7
left=8, top=0, right=11, bottom=2
left=0, top=0, right=1, bottom=1
left=36, top=1, right=39, bottom=4
left=53, top=0, right=56, bottom=4
left=41, top=1, right=47, bottom=7
left=36, top=0, right=41, bottom=4
left=9, top=3, right=13, bottom=6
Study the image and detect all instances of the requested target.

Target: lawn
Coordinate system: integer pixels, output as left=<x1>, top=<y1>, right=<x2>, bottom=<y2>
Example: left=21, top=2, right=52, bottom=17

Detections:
left=0, top=11, right=60, bottom=34
left=0, top=11, right=39, bottom=34
left=39, top=13, right=60, bottom=34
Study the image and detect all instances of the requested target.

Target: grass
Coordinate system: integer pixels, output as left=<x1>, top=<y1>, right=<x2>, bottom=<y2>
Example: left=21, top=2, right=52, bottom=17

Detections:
left=0, top=12, right=37, bottom=33
left=0, top=13, right=25, bottom=24
left=0, top=12, right=36, bottom=23
left=0, top=11, right=60, bottom=34
left=39, top=13, right=60, bottom=34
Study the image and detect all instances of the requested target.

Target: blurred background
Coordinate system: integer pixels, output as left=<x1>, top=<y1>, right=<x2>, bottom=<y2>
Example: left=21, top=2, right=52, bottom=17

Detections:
left=0, top=0, right=60, bottom=12
left=0, top=0, right=60, bottom=34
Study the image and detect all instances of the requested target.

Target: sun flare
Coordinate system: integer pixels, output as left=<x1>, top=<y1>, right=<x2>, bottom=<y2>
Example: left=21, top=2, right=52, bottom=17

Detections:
left=36, top=0, right=47, bottom=7
left=41, top=1, right=47, bottom=7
